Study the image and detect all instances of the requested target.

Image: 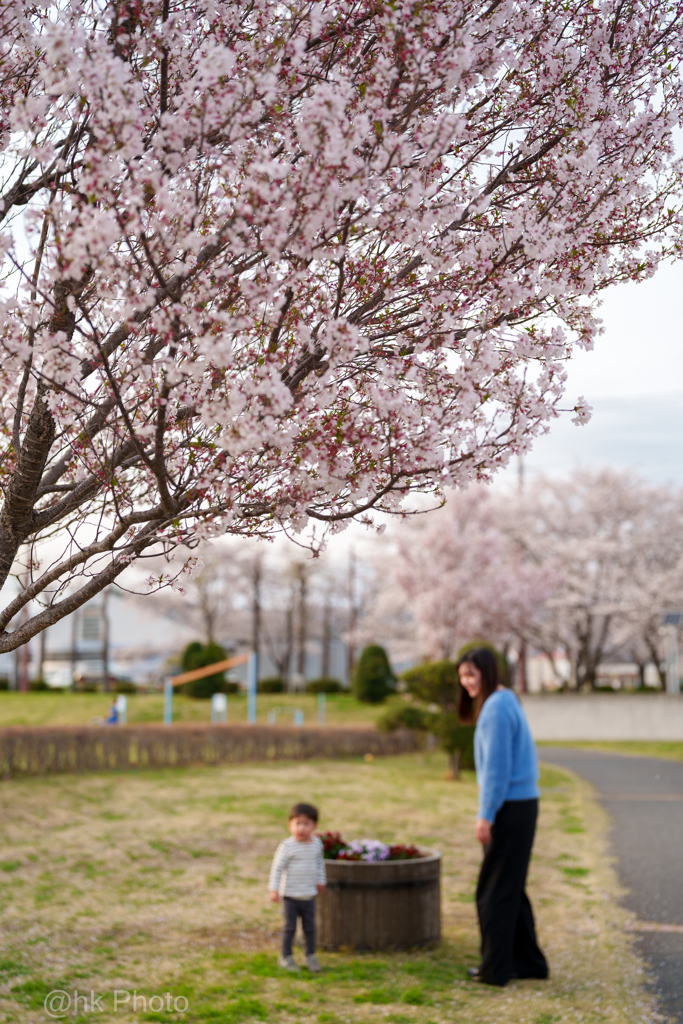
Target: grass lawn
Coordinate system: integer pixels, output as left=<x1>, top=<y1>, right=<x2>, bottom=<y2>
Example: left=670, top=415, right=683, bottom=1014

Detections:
left=0, top=692, right=395, bottom=730
left=539, top=740, right=683, bottom=763
left=0, top=752, right=656, bottom=1024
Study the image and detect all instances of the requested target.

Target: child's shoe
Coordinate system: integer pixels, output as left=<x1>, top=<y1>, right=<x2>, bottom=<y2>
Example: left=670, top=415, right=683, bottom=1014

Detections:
left=305, top=954, right=322, bottom=973
left=278, top=955, right=300, bottom=972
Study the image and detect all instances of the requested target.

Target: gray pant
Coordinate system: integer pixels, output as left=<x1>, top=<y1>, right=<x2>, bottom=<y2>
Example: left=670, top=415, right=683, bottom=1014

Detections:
left=282, top=896, right=316, bottom=956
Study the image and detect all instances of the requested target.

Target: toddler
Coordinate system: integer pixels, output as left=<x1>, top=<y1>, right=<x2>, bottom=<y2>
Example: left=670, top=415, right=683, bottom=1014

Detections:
left=268, top=802, right=326, bottom=972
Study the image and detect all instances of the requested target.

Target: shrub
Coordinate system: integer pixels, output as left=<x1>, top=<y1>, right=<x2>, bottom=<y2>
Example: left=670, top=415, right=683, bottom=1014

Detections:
left=29, top=678, right=50, bottom=691
left=258, top=677, right=285, bottom=693
left=377, top=705, right=431, bottom=732
left=352, top=645, right=396, bottom=703
left=431, top=712, right=475, bottom=775
left=0, top=677, right=9, bottom=690
left=456, top=639, right=510, bottom=685
left=179, top=641, right=231, bottom=699
left=381, top=656, right=476, bottom=779
left=378, top=703, right=474, bottom=776
left=305, top=678, right=343, bottom=694
left=400, top=660, right=458, bottom=708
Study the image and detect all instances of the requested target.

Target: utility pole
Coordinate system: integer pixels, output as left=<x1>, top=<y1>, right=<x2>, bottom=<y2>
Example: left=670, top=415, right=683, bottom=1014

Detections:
left=251, top=556, right=262, bottom=683
left=321, top=586, right=332, bottom=679
left=296, top=564, right=307, bottom=678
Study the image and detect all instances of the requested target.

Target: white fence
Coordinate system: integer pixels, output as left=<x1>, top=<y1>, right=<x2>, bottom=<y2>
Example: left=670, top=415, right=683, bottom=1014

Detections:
left=520, top=693, right=683, bottom=741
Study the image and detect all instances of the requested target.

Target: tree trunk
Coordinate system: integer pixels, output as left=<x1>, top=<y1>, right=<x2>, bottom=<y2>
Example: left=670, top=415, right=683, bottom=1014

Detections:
left=447, top=750, right=461, bottom=780
left=297, top=570, right=307, bottom=678
left=321, top=590, right=331, bottom=679
left=39, top=626, right=47, bottom=682
left=251, top=557, right=262, bottom=681
left=70, top=609, right=78, bottom=687
left=516, top=638, right=527, bottom=693
left=102, top=588, right=110, bottom=692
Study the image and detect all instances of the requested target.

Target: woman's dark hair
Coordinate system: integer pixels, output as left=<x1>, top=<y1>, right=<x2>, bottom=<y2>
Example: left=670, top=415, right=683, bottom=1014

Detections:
left=456, top=648, right=500, bottom=724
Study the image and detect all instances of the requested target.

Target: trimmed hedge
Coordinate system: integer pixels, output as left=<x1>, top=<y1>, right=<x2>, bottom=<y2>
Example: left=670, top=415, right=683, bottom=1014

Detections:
left=258, top=678, right=285, bottom=693
left=305, top=678, right=344, bottom=693
left=0, top=724, right=420, bottom=779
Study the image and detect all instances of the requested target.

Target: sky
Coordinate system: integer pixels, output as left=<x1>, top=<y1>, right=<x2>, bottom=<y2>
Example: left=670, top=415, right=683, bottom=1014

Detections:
left=510, top=259, right=683, bottom=486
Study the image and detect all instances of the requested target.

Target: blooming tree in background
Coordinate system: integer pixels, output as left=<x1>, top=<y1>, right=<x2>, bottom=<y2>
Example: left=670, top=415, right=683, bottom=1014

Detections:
left=376, top=487, right=555, bottom=658
left=2, top=0, right=683, bottom=652
left=507, top=469, right=683, bottom=689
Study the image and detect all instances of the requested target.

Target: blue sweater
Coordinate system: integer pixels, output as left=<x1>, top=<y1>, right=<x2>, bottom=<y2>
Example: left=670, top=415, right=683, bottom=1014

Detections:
left=474, top=689, right=540, bottom=822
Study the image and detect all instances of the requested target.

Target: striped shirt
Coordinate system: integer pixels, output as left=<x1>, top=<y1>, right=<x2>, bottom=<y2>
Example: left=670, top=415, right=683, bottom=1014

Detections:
left=268, top=836, right=326, bottom=899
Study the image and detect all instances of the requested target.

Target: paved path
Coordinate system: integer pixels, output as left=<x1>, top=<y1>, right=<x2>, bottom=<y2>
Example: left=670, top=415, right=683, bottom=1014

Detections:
left=540, top=748, right=683, bottom=1023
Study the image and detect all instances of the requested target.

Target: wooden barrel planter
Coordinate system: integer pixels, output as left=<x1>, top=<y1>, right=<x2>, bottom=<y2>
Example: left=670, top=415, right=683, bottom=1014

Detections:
left=318, top=849, right=441, bottom=951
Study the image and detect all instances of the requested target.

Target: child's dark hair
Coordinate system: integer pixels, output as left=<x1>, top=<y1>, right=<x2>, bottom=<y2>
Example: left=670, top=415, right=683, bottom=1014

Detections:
left=289, top=802, right=319, bottom=823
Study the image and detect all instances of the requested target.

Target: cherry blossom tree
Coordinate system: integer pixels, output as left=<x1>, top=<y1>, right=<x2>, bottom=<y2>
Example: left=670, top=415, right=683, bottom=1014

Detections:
left=374, top=486, right=554, bottom=659
left=506, top=469, right=683, bottom=689
left=2, top=0, right=683, bottom=652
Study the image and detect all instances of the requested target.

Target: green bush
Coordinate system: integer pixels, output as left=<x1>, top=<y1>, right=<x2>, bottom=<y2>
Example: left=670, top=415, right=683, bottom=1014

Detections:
left=377, top=704, right=431, bottom=732
left=352, top=645, right=396, bottom=703
left=456, top=639, right=510, bottom=685
left=29, top=678, right=50, bottom=692
left=400, top=660, right=458, bottom=708
left=381, top=655, right=476, bottom=778
left=179, top=641, right=231, bottom=699
left=305, top=678, right=343, bottom=694
left=378, top=703, right=475, bottom=775
left=258, top=677, right=285, bottom=693
left=0, top=677, right=9, bottom=690
left=431, top=711, right=475, bottom=774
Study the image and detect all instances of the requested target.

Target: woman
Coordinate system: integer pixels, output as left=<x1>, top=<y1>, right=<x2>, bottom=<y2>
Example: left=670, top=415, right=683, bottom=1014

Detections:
left=458, top=647, right=548, bottom=987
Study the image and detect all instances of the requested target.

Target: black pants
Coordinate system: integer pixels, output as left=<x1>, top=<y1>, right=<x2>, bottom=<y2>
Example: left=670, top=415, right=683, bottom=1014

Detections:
left=476, top=798, right=548, bottom=986
left=282, top=897, right=316, bottom=956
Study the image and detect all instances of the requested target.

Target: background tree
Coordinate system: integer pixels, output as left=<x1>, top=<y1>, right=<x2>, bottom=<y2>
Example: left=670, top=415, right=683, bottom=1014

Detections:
left=506, top=469, right=683, bottom=689
left=179, top=640, right=234, bottom=699
left=4, top=0, right=683, bottom=652
left=369, top=487, right=554, bottom=660
left=353, top=645, right=396, bottom=704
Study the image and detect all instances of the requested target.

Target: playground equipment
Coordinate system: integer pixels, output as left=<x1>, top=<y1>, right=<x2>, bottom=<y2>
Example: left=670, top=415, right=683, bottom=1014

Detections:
left=115, top=694, right=128, bottom=725
left=267, top=707, right=304, bottom=726
left=210, top=692, right=228, bottom=723
left=163, top=652, right=254, bottom=725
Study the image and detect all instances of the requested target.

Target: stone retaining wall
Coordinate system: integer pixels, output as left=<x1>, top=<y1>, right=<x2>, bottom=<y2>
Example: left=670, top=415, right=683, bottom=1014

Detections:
left=521, top=693, right=683, bottom=741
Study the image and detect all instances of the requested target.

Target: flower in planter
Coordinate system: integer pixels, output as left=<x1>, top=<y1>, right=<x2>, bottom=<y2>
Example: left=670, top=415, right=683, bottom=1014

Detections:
left=341, top=839, right=391, bottom=862
left=318, top=832, right=423, bottom=861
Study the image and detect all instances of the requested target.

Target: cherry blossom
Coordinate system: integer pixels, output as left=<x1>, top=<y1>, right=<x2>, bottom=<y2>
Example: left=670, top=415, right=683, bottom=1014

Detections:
left=369, top=486, right=555, bottom=659
left=505, top=469, right=683, bottom=689
left=2, top=0, right=683, bottom=650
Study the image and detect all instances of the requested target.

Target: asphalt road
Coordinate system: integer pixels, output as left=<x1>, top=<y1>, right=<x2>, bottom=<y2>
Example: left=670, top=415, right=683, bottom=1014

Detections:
left=540, top=748, right=683, bottom=1023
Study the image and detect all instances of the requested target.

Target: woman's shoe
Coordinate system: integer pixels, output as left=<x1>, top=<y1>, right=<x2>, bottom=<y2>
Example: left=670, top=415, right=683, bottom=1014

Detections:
left=467, top=967, right=482, bottom=980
